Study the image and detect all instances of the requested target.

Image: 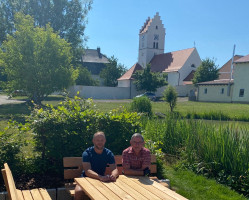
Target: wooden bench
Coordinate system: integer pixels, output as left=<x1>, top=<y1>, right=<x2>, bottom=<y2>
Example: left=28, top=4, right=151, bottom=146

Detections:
left=63, top=154, right=169, bottom=197
left=1, top=163, right=52, bottom=200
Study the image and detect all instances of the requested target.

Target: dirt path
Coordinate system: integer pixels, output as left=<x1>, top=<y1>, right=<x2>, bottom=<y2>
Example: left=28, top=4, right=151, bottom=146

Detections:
left=0, top=95, right=26, bottom=105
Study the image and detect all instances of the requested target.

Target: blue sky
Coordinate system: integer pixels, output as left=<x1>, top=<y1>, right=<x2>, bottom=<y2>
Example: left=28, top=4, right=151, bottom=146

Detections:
left=84, top=0, right=249, bottom=69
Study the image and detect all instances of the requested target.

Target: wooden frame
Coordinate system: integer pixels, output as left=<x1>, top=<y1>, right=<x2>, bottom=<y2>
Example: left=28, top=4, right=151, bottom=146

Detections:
left=63, top=154, right=160, bottom=197
left=1, top=163, right=52, bottom=200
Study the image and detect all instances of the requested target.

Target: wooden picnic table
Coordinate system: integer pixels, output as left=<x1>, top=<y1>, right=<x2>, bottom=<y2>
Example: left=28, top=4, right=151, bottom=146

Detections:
left=75, top=175, right=188, bottom=200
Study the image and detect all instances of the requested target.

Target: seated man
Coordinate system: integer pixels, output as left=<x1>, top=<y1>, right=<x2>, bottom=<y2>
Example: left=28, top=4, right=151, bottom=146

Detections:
left=122, top=133, right=151, bottom=176
left=75, top=131, right=119, bottom=200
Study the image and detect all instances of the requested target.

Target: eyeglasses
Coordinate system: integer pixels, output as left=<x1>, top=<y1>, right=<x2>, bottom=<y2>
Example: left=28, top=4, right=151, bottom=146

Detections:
left=132, top=141, right=143, bottom=145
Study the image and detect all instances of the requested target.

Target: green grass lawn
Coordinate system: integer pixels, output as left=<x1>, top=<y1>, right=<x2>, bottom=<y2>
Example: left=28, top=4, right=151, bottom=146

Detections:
left=162, top=165, right=247, bottom=200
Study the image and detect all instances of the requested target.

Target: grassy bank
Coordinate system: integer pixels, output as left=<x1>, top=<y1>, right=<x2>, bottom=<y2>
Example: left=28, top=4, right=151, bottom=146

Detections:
left=162, top=165, right=247, bottom=200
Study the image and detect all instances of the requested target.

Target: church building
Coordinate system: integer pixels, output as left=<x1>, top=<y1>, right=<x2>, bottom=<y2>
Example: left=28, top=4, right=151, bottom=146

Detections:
left=118, top=12, right=201, bottom=96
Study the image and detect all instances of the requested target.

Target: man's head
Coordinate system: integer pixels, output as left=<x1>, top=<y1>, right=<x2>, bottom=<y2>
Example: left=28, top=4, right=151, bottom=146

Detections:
left=130, top=133, right=145, bottom=154
left=93, top=131, right=106, bottom=151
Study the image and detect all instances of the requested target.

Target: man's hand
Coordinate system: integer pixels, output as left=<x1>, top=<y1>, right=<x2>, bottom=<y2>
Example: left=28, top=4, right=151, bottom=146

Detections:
left=99, top=175, right=110, bottom=182
left=109, top=174, right=117, bottom=182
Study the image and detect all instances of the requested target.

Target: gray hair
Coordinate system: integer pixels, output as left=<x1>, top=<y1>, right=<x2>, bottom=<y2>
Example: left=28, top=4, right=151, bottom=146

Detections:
left=131, top=133, right=144, bottom=142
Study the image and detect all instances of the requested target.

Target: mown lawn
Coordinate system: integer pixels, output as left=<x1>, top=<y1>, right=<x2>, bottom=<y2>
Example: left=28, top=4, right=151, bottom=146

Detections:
left=0, top=96, right=249, bottom=199
left=152, top=100, right=249, bottom=119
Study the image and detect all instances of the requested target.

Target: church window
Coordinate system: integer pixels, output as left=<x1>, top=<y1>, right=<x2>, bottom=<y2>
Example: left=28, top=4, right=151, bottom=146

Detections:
left=156, top=42, right=158, bottom=49
left=153, top=42, right=155, bottom=48
left=156, top=25, right=158, bottom=29
left=204, top=88, right=207, bottom=94
left=191, top=64, right=196, bottom=68
left=221, top=88, right=224, bottom=94
left=239, top=89, right=244, bottom=97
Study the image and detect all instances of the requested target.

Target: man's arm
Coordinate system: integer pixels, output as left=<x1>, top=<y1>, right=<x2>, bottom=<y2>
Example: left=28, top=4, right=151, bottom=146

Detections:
left=83, top=162, right=110, bottom=182
left=109, top=164, right=119, bottom=181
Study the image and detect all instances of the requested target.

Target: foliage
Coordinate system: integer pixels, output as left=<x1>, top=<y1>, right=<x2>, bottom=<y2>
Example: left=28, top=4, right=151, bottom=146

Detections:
left=100, top=56, right=126, bottom=87
left=130, top=96, right=152, bottom=116
left=143, top=115, right=249, bottom=197
left=21, top=97, right=142, bottom=174
left=192, top=58, right=219, bottom=85
left=75, top=67, right=99, bottom=86
left=163, top=85, right=177, bottom=112
left=0, top=122, right=27, bottom=179
left=134, top=64, right=167, bottom=92
left=1, top=13, right=77, bottom=104
left=0, top=0, right=93, bottom=63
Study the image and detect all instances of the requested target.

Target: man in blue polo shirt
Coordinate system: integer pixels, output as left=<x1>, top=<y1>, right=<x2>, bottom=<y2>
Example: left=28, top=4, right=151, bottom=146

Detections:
left=75, top=131, right=118, bottom=200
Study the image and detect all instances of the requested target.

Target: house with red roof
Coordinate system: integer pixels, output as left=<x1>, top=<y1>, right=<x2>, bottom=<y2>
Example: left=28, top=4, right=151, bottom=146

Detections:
left=118, top=12, right=201, bottom=97
left=197, top=54, right=249, bottom=103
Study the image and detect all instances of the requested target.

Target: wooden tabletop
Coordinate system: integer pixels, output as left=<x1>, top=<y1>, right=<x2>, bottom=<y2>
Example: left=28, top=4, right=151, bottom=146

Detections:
left=75, top=175, right=188, bottom=200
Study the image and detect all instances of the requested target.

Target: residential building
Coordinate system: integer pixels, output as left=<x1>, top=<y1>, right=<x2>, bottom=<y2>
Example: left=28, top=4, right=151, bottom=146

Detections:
left=197, top=54, right=249, bottom=103
left=118, top=12, right=201, bottom=96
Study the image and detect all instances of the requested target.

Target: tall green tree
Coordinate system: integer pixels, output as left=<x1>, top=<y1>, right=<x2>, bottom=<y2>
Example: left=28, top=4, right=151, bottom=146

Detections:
left=75, top=67, right=99, bottom=86
left=0, top=0, right=92, bottom=63
left=1, top=13, right=77, bottom=104
left=163, top=85, right=177, bottom=112
left=100, top=56, right=126, bottom=87
left=134, top=64, right=167, bottom=92
left=192, top=58, right=219, bottom=86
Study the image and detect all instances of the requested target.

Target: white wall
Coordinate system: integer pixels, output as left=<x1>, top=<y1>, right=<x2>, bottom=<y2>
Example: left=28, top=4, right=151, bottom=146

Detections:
left=155, top=85, right=196, bottom=97
left=167, top=72, right=179, bottom=86
left=198, top=85, right=233, bottom=102
left=138, top=13, right=165, bottom=67
left=178, top=48, right=201, bottom=85
left=118, top=80, right=130, bottom=87
left=232, top=63, right=249, bottom=102
left=68, top=83, right=141, bottom=99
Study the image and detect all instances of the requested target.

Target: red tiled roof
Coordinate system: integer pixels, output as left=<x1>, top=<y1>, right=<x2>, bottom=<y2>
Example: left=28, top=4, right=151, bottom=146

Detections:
left=234, top=54, right=249, bottom=63
left=117, top=63, right=143, bottom=80
left=197, top=79, right=233, bottom=85
left=150, top=48, right=196, bottom=72
left=218, top=55, right=243, bottom=79
left=140, top=17, right=152, bottom=34
left=183, top=70, right=195, bottom=81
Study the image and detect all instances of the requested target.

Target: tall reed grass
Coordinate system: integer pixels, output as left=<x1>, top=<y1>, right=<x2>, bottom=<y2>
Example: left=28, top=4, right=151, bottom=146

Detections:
left=143, top=114, right=249, bottom=196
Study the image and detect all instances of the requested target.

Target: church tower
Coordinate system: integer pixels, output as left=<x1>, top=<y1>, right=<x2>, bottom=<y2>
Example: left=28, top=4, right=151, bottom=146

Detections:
left=138, top=12, right=166, bottom=67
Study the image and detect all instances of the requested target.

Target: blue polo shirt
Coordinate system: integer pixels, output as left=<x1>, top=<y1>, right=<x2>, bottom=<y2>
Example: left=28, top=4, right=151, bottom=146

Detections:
left=82, top=146, right=115, bottom=176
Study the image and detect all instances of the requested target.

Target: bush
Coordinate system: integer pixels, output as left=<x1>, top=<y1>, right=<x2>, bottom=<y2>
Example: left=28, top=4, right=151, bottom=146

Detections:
left=163, top=85, right=177, bottom=112
left=130, top=96, right=152, bottom=116
left=0, top=122, right=26, bottom=184
left=24, top=97, right=141, bottom=175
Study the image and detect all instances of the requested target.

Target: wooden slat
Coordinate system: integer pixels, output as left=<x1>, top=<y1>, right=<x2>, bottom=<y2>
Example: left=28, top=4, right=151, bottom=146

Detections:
left=114, top=155, right=122, bottom=165
left=63, top=157, right=82, bottom=167
left=75, top=178, right=108, bottom=200
left=136, top=176, right=188, bottom=200
left=39, top=188, right=52, bottom=200
left=86, top=177, right=121, bottom=200
left=127, top=176, right=175, bottom=200
left=21, top=190, right=33, bottom=200
left=16, top=189, right=25, bottom=200
left=3, top=164, right=19, bottom=200
left=102, top=182, right=135, bottom=200
left=113, top=177, right=149, bottom=200
left=151, top=154, right=156, bottom=163
left=64, top=169, right=82, bottom=179
left=150, top=164, right=157, bottom=174
left=119, top=176, right=161, bottom=200
left=29, top=189, right=43, bottom=200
